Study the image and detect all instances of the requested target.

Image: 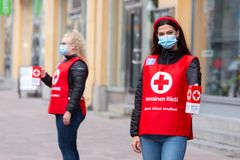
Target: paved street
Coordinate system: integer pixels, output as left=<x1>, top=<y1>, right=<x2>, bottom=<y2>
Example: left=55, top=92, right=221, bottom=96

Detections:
left=0, top=89, right=239, bottom=160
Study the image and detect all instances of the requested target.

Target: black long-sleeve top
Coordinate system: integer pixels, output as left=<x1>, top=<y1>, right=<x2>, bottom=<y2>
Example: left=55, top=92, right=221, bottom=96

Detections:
left=130, top=49, right=201, bottom=137
left=41, top=54, right=88, bottom=114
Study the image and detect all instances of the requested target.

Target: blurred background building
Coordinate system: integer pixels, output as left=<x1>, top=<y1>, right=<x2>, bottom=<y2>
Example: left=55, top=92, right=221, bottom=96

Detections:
left=0, top=0, right=240, bottom=156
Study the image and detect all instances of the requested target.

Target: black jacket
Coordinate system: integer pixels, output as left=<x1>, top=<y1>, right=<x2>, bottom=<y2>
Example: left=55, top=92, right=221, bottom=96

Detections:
left=130, top=49, right=201, bottom=137
left=42, top=55, right=88, bottom=114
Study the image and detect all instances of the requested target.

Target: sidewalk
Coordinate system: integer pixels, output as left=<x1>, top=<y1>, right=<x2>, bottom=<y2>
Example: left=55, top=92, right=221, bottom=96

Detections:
left=0, top=77, right=12, bottom=90
left=0, top=89, right=239, bottom=160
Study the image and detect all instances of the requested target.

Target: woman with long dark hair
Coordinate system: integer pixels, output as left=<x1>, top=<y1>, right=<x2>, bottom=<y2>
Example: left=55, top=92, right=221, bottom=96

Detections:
left=130, top=16, right=201, bottom=160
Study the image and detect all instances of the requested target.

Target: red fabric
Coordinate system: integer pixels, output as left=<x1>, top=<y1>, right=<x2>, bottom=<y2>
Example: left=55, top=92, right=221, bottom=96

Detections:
left=32, top=66, right=41, bottom=78
left=154, top=16, right=180, bottom=33
left=187, top=86, right=202, bottom=104
left=139, top=55, right=195, bottom=139
left=48, top=57, right=86, bottom=115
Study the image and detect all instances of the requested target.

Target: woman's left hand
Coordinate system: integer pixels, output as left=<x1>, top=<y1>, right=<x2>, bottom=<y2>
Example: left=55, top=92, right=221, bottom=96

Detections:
left=63, top=111, right=71, bottom=126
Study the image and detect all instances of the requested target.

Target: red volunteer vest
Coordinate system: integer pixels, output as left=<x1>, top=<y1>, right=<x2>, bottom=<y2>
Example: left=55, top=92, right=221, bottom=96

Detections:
left=139, top=55, right=195, bottom=139
left=48, top=57, right=86, bottom=115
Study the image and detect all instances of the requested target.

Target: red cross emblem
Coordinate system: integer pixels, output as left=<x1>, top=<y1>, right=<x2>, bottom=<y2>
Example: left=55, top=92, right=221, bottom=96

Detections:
left=32, top=69, right=40, bottom=78
left=32, top=66, right=41, bottom=78
left=151, top=71, right=172, bottom=94
left=154, top=74, right=169, bottom=90
left=52, top=69, right=60, bottom=85
left=192, top=90, right=201, bottom=101
left=54, top=74, right=58, bottom=80
left=186, top=86, right=202, bottom=103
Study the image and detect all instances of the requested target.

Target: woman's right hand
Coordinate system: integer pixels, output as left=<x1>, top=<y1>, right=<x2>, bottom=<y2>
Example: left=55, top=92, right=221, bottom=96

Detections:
left=40, top=68, right=46, bottom=78
left=131, top=136, right=141, bottom=153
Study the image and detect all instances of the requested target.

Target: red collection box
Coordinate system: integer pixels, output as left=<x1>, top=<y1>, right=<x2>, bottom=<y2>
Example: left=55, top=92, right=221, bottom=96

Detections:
left=185, top=85, right=202, bottom=114
left=32, top=66, right=41, bottom=86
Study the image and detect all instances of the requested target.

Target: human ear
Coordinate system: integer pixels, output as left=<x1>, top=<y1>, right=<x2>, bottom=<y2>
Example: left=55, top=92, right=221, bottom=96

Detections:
left=176, top=30, right=180, bottom=38
left=70, top=45, right=76, bottom=51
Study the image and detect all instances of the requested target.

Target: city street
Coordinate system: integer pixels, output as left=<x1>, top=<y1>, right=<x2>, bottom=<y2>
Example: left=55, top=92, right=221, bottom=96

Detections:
left=0, top=89, right=239, bottom=160
left=1, top=0, right=240, bottom=159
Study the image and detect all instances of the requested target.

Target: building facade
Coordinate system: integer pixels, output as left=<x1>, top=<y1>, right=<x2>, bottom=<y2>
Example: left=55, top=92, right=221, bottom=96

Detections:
left=0, top=0, right=240, bottom=113
left=0, top=0, right=93, bottom=104
left=90, top=0, right=240, bottom=119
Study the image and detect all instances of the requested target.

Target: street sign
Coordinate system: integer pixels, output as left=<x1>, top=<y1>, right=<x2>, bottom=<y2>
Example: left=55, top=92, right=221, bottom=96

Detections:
left=0, top=0, right=12, bottom=16
left=201, top=50, right=214, bottom=58
left=0, top=0, right=2, bottom=15
left=34, top=0, right=41, bottom=17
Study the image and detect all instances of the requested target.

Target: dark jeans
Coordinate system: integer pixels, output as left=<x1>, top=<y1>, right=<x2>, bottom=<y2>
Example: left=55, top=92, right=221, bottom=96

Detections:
left=56, top=110, right=85, bottom=160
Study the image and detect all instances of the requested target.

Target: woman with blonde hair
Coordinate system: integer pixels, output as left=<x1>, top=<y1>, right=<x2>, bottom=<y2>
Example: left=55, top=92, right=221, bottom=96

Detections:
left=41, top=30, right=88, bottom=160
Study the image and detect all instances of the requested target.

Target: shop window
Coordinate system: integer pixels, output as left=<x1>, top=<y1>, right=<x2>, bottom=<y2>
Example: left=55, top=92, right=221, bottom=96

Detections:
left=197, top=0, right=240, bottom=97
left=72, top=0, right=81, bottom=9
left=151, top=7, right=175, bottom=23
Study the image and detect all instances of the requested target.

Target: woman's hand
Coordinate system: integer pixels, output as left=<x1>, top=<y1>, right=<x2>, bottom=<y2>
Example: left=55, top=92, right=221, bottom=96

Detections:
left=131, top=136, right=141, bottom=153
left=40, top=68, right=46, bottom=78
left=63, top=111, right=71, bottom=126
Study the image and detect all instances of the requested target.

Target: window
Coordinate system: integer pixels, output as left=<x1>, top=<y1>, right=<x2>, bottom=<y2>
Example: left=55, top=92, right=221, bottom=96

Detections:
left=195, top=0, right=240, bottom=97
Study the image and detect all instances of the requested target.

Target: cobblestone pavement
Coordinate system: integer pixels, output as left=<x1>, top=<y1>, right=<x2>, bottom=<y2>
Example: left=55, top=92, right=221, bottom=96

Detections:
left=0, top=90, right=239, bottom=160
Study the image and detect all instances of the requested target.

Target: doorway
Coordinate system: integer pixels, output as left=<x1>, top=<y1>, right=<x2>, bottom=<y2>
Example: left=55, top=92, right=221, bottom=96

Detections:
left=125, top=6, right=142, bottom=93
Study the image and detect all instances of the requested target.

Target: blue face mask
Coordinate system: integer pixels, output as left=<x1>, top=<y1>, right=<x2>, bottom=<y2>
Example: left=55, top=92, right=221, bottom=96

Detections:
left=158, top=35, right=177, bottom=49
left=59, top=45, right=69, bottom=56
